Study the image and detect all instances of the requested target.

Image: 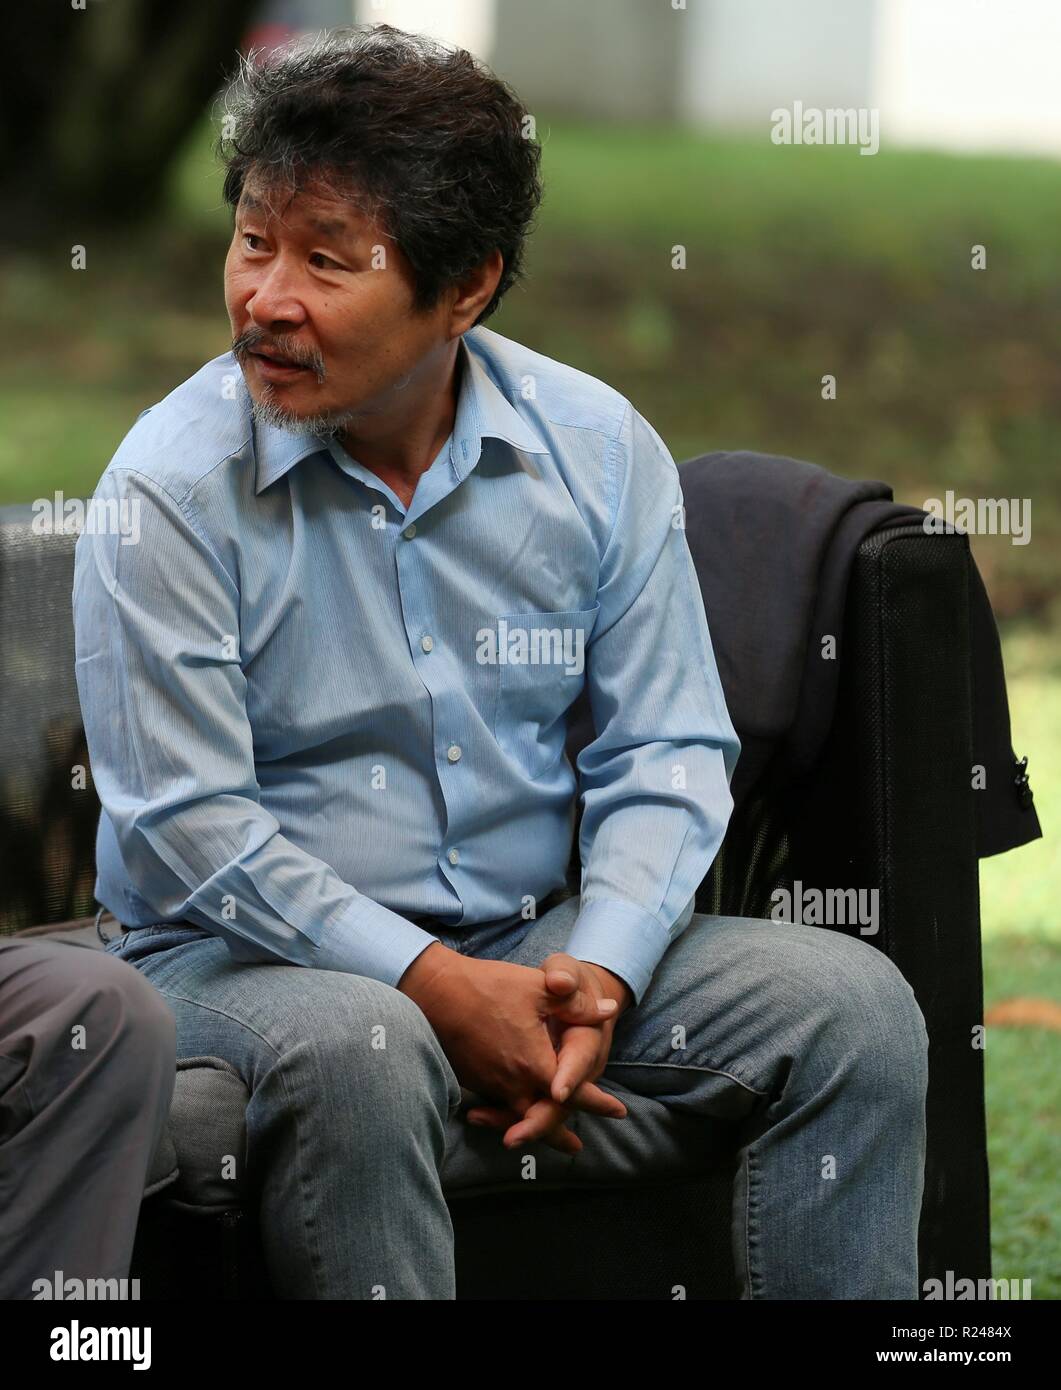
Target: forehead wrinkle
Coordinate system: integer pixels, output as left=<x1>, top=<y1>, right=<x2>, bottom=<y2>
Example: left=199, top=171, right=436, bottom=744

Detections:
left=239, top=187, right=367, bottom=245
left=237, top=185, right=292, bottom=227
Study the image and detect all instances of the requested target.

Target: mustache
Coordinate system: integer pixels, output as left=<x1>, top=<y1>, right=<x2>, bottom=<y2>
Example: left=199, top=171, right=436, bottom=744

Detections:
left=232, top=328, right=325, bottom=380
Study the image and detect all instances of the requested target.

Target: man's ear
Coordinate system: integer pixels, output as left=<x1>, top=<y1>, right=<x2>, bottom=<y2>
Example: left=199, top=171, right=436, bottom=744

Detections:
left=449, top=249, right=504, bottom=332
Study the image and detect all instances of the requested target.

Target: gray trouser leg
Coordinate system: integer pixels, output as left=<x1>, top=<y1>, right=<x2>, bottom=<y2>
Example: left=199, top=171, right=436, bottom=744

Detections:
left=0, top=938, right=176, bottom=1299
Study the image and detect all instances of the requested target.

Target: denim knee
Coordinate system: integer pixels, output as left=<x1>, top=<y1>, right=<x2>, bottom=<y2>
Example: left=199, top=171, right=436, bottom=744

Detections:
left=818, top=936, right=930, bottom=1100
left=285, top=976, right=462, bottom=1116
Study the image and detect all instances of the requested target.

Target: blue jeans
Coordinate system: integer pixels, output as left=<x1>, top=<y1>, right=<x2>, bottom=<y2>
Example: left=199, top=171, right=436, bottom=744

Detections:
left=105, top=896, right=928, bottom=1299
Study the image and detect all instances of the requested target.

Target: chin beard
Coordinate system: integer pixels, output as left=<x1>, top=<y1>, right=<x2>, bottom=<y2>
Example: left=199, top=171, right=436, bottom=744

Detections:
left=249, top=391, right=356, bottom=439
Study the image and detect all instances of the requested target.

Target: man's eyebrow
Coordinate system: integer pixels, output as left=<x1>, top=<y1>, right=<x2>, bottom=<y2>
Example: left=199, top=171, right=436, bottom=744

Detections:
left=237, top=191, right=360, bottom=243
left=306, top=214, right=360, bottom=242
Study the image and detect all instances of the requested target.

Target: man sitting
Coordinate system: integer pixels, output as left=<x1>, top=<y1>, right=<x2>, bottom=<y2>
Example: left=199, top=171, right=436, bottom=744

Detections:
left=73, top=24, right=928, bottom=1299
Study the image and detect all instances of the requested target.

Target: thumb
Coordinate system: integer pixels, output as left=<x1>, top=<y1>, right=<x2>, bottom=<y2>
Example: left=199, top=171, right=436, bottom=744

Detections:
left=542, top=966, right=579, bottom=995
left=540, top=954, right=618, bottom=1023
left=545, top=981, right=618, bottom=1025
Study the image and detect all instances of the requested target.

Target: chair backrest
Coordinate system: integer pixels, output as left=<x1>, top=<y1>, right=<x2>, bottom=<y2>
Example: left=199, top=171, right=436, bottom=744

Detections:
left=0, top=505, right=97, bottom=933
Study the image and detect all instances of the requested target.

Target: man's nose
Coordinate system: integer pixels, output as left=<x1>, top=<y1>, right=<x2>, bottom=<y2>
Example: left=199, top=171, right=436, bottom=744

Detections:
left=246, top=260, right=308, bottom=329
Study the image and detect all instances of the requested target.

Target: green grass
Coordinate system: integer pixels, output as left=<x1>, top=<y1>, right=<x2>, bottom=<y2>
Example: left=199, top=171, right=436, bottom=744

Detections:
left=982, top=934, right=1060, bottom=1299
left=980, top=626, right=1059, bottom=940
left=978, top=627, right=1059, bottom=1299
left=1, top=117, right=1056, bottom=1292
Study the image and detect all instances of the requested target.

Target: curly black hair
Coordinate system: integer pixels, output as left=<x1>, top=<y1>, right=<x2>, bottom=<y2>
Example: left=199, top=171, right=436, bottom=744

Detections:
left=216, top=24, right=544, bottom=325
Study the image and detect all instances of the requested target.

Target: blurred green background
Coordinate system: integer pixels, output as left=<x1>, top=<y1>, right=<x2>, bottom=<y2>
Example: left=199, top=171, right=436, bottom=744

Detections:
left=1, top=113, right=1056, bottom=1293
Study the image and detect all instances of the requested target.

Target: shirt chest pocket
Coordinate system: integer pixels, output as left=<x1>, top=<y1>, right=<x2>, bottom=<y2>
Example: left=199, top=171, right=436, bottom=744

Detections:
left=491, top=603, right=600, bottom=780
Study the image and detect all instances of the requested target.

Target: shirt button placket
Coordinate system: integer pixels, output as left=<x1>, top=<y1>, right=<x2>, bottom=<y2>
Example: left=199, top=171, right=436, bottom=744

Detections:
left=401, top=519, right=463, bottom=903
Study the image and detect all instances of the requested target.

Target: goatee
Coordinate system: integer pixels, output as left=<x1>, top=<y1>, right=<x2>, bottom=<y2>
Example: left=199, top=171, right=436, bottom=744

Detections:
left=248, top=392, right=356, bottom=438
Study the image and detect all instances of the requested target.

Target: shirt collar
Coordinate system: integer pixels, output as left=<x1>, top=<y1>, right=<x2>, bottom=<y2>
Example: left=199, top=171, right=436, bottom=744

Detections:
left=252, top=334, right=548, bottom=496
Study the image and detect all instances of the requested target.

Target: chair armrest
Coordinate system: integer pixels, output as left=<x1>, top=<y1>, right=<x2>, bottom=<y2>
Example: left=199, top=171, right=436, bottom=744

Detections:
left=798, top=520, right=990, bottom=1286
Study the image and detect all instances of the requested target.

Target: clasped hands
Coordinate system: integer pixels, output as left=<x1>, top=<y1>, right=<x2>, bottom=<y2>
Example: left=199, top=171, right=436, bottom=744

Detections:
left=401, top=944, right=633, bottom=1154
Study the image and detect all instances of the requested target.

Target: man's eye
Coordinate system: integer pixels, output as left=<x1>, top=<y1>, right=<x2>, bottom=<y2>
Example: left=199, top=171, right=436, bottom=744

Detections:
left=242, top=233, right=263, bottom=252
left=309, top=252, right=345, bottom=270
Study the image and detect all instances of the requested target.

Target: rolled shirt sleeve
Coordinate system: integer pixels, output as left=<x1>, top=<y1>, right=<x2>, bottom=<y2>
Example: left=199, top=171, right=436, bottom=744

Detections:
left=564, top=405, right=741, bottom=1006
left=72, top=467, right=439, bottom=985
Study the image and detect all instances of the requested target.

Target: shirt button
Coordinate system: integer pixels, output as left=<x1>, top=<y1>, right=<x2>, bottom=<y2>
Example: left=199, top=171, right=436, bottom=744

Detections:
left=403, top=524, right=416, bottom=539
left=447, top=744, right=462, bottom=763
left=448, top=848, right=460, bottom=866
left=421, top=635, right=433, bottom=653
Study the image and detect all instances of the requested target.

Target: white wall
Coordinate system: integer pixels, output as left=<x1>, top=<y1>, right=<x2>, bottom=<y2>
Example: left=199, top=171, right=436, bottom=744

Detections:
left=347, top=0, right=1061, bottom=158
left=353, top=0, right=495, bottom=56
left=680, top=0, right=877, bottom=130
left=873, top=0, right=1061, bottom=155
left=489, top=0, right=681, bottom=122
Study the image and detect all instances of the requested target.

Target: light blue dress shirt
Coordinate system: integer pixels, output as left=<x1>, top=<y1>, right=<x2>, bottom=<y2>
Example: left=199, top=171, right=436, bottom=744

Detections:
left=72, top=325, right=740, bottom=1005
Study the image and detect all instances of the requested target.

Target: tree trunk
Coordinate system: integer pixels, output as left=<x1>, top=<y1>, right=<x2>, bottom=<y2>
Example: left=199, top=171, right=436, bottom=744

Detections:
left=0, top=0, right=261, bottom=246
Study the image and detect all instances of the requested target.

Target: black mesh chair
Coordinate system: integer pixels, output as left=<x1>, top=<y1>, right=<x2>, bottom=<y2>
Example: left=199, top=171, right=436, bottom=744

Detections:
left=0, top=466, right=992, bottom=1299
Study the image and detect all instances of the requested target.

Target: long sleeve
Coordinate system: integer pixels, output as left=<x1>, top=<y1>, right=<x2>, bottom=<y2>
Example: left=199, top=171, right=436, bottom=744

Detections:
left=563, top=405, right=741, bottom=1006
left=72, top=467, right=440, bottom=985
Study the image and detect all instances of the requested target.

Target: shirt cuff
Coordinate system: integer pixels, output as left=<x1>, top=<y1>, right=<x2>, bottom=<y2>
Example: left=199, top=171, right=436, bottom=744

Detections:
left=312, top=895, right=442, bottom=987
left=562, top=898, right=675, bottom=1007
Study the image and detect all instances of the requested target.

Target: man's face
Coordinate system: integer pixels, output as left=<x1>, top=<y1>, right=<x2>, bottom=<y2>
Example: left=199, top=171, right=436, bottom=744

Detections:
left=224, top=175, right=451, bottom=435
